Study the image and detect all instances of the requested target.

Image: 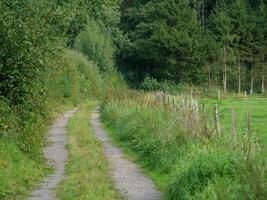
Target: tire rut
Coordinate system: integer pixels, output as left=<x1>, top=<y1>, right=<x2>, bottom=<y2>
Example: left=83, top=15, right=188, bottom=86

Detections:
left=91, top=109, right=162, bottom=200
left=27, top=109, right=77, bottom=200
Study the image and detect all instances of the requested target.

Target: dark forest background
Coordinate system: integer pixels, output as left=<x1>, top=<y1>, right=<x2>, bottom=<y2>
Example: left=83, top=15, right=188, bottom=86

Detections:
left=119, top=0, right=267, bottom=93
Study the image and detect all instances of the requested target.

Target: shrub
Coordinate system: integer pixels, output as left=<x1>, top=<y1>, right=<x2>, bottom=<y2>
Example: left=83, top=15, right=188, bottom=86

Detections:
left=141, top=76, right=185, bottom=94
left=53, top=49, right=104, bottom=102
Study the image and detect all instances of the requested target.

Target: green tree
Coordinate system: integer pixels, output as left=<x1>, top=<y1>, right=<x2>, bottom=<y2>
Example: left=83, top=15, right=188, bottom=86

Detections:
left=74, top=20, right=115, bottom=72
left=210, top=2, right=236, bottom=92
left=120, top=0, right=204, bottom=84
left=0, top=0, right=68, bottom=104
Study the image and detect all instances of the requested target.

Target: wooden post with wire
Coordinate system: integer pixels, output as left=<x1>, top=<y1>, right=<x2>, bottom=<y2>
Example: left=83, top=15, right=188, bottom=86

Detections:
left=218, top=90, right=221, bottom=100
left=214, top=104, right=221, bottom=138
left=172, top=98, right=175, bottom=109
left=202, top=103, right=208, bottom=133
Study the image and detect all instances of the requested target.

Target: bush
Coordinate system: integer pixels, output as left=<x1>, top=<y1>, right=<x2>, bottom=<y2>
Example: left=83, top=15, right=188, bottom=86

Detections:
left=0, top=0, right=68, bottom=105
left=141, top=76, right=184, bottom=94
left=52, top=49, right=104, bottom=102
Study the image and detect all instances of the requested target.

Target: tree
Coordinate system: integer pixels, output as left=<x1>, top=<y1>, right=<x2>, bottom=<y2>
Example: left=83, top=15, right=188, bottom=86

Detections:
left=120, top=0, right=204, bottom=84
left=74, top=20, right=115, bottom=72
left=0, top=0, right=69, bottom=104
left=227, top=0, right=250, bottom=93
left=253, top=1, right=267, bottom=93
left=210, top=2, right=237, bottom=92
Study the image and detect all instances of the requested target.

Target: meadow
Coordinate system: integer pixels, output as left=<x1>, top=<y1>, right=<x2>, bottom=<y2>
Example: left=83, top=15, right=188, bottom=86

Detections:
left=202, top=97, right=267, bottom=152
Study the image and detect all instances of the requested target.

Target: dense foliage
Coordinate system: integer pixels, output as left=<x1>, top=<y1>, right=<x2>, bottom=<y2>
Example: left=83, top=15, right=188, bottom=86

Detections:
left=119, top=0, right=267, bottom=92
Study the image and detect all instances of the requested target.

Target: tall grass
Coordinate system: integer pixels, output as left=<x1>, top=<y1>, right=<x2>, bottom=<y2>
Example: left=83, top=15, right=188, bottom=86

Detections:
left=101, top=91, right=267, bottom=199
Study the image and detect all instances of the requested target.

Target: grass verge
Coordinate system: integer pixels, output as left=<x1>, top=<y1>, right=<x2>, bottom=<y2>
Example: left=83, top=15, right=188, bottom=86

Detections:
left=0, top=102, right=73, bottom=200
left=102, top=124, right=168, bottom=197
left=56, top=101, right=120, bottom=200
left=0, top=140, right=49, bottom=199
left=101, top=93, right=267, bottom=200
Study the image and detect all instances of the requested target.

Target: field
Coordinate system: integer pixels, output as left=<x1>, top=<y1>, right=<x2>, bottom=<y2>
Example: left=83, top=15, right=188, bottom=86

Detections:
left=203, top=97, right=267, bottom=152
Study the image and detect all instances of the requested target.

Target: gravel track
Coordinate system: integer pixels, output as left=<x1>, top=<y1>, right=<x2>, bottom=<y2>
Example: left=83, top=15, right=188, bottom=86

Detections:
left=91, top=109, right=162, bottom=200
left=27, top=109, right=77, bottom=200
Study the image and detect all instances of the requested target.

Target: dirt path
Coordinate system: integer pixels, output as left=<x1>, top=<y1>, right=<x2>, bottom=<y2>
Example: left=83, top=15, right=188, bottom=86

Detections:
left=91, top=109, right=162, bottom=200
left=27, top=109, right=77, bottom=200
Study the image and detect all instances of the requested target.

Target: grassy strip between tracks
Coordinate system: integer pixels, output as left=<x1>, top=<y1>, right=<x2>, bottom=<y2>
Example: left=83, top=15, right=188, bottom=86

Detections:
left=56, top=101, right=121, bottom=200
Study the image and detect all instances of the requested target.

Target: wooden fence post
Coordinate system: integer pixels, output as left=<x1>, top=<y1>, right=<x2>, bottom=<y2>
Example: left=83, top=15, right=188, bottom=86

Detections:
left=218, top=90, right=221, bottom=100
left=202, top=103, right=207, bottom=132
left=214, top=104, right=221, bottom=138
left=194, top=100, right=199, bottom=113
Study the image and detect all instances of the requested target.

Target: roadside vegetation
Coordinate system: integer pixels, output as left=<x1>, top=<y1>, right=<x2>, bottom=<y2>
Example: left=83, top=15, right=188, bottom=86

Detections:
left=101, top=90, right=267, bottom=200
left=0, top=1, right=123, bottom=198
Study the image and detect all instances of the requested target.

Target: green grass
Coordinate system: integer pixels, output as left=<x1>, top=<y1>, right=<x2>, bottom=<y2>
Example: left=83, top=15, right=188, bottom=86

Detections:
left=101, top=93, right=267, bottom=200
left=0, top=101, right=74, bottom=200
left=0, top=139, right=50, bottom=199
left=56, top=101, right=121, bottom=200
left=202, top=98, right=267, bottom=150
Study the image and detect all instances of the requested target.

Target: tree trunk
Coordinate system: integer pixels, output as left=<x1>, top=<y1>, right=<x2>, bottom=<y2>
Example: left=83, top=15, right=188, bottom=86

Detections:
left=223, top=44, right=227, bottom=92
left=197, top=1, right=205, bottom=28
left=208, top=70, right=211, bottom=91
left=202, top=0, right=205, bottom=28
left=262, top=75, right=265, bottom=93
left=223, top=71, right=225, bottom=91
left=238, top=58, right=241, bottom=94
left=251, top=62, right=254, bottom=93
